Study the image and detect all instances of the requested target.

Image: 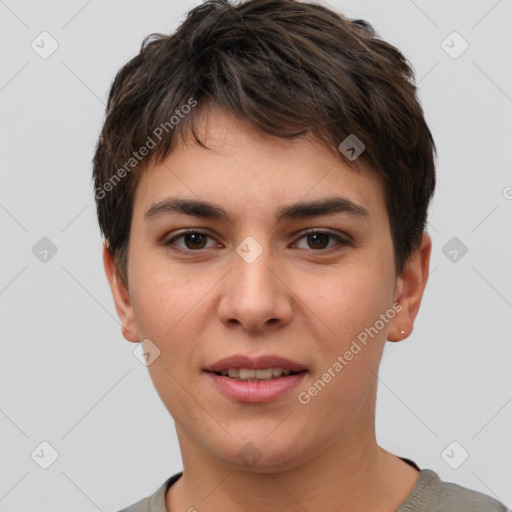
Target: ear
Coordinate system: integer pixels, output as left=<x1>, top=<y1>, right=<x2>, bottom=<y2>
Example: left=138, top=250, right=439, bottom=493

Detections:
left=103, top=242, right=140, bottom=343
left=388, top=232, right=432, bottom=342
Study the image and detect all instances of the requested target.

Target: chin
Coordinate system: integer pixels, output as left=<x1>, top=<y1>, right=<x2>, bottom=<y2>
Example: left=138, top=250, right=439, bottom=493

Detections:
left=212, top=435, right=312, bottom=474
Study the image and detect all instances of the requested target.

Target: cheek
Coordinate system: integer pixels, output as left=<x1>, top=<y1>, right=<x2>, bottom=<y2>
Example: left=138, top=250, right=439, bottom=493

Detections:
left=298, top=264, right=393, bottom=347
left=129, top=257, right=203, bottom=335
left=129, top=269, right=206, bottom=412
left=293, top=271, right=391, bottom=422
left=128, top=261, right=222, bottom=383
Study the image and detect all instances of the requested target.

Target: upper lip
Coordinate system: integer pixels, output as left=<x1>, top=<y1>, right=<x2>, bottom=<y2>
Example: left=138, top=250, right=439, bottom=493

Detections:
left=204, top=355, right=307, bottom=373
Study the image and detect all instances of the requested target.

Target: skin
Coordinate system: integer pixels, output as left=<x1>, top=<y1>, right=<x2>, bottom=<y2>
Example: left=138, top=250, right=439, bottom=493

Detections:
left=104, top=105, right=431, bottom=512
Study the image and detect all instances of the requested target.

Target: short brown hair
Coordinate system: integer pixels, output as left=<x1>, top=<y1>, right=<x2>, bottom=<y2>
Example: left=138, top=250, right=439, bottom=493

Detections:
left=92, top=0, right=436, bottom=287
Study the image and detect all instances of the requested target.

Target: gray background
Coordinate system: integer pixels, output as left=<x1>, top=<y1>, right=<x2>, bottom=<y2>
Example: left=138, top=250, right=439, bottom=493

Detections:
left=0, top=0, right=511, bottom=510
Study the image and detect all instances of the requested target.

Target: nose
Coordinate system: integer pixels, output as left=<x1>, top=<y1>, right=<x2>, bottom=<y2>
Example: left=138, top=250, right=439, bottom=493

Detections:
left=217, top=241, right=293, bottom=334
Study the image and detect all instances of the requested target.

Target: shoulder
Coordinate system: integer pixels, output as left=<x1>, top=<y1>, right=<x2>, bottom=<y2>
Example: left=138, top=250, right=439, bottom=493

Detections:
left=115, top=473, right=182, bottom=512
left=435, top=477, right=508, bottom=512
left=400, top=468, right=509, bottom=512
left=117, top=495, right=151, bottom=512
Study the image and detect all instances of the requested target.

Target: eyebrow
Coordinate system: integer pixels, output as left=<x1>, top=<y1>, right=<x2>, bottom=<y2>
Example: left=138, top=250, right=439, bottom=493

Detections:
left=144, top=196, right=370, bottom=223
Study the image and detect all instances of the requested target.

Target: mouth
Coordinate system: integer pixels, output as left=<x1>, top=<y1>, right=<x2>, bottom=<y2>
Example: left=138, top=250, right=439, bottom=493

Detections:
left=203, top=355, right=308, bottom=403
left=207, top=367, right=306, bottom=382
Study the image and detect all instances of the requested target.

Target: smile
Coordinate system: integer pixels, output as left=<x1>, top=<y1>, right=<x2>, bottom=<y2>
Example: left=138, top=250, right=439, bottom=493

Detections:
left=215, top=367, right=298, bottom=381
left=205, top=369, right=307, bottom=402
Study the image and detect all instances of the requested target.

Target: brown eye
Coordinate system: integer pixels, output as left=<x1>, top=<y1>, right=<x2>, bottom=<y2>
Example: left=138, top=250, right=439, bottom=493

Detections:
left=306, top=232, right=330, bottom=249
left=182, top=233, right=208, bottom=249
left=294, top=230, right=350, bottom=251
left=165, top=230, right=216, bottom=251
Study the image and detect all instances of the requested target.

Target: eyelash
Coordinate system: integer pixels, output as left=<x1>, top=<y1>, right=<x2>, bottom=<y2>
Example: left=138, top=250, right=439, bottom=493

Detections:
left=164, top=229, right=351, bottom=253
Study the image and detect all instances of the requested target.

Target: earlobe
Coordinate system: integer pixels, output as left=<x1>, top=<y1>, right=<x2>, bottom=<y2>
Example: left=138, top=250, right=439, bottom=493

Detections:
left=102, top=242, right=140, bottom=343
left=388, top=232, right=432, bottom=342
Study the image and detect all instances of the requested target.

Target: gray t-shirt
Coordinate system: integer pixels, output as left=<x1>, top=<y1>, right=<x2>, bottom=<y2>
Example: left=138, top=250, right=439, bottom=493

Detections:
left=117, top=459, right=509, bottom=512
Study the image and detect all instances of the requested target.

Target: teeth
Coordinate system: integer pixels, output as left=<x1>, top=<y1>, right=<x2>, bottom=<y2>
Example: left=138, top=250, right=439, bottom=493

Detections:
left=218, top=368, right=296, bottom=381
left=255, top=369, right=273, bottom=379
left=239, top=368, right=256, bottom=379
left=273, top=368, right=291, bottom=377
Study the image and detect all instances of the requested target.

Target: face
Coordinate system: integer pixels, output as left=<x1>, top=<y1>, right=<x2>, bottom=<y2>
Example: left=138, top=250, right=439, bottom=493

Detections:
left=105, top=105, right=430, bottom=472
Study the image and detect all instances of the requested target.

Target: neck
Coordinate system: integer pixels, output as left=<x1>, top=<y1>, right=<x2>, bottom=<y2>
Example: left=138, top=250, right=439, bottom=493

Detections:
left=166, top=422, right=419, bottom=512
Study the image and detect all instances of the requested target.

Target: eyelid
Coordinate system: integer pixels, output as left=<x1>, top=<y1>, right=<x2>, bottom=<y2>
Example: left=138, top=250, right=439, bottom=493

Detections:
left=292, top=228, right=351, bottom=250
left=164, top=229, right=219, bottom=250
left=164, top=228, right=351, bottom=252
left=295, top=228, right=351, bottom=242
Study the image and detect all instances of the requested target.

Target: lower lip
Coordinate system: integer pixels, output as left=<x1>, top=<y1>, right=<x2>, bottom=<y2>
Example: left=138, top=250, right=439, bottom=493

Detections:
left=205, top=371, right=307, bottom=403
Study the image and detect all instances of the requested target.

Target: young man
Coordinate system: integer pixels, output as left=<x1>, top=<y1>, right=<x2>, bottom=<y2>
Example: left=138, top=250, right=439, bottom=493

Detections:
left=93, top=0, right=509, bottom=510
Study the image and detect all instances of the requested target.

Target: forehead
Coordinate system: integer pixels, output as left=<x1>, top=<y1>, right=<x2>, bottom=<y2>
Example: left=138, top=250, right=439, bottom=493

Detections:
left=133, top=105, right=388, bottom=226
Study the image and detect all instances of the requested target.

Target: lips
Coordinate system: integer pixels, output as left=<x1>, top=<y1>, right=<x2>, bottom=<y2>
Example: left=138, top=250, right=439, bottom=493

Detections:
left=204, top=354, right=307, bottom=374
left=204, top=355, right=308, bottom=402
